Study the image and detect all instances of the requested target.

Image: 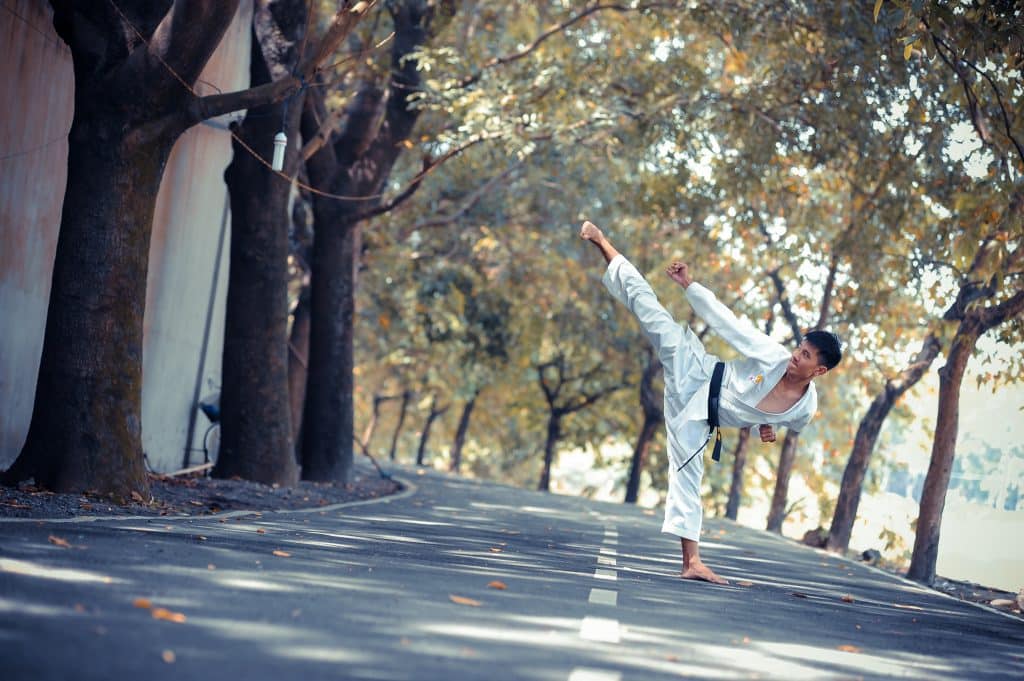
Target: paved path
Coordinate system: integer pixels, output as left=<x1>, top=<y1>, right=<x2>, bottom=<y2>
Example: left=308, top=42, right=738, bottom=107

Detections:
left=2, top=466, right=1022, bottom=680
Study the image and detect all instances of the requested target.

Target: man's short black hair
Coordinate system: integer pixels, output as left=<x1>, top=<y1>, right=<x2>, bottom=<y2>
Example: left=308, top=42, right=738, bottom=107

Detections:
left=804, top=330, right=842, bottom=370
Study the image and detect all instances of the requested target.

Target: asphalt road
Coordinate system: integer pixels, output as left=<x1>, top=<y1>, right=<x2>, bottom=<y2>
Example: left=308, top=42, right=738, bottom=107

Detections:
left=2, top=465, right=1022, bottom=680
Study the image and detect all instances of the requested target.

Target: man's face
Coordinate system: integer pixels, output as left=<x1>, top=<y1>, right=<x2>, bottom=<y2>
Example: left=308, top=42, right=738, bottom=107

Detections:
left=789, top=340, right=828, bottom=381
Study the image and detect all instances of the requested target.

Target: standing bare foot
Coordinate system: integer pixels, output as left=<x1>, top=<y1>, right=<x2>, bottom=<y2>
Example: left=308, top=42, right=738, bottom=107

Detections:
left=680, top=562, right=729, bottom=585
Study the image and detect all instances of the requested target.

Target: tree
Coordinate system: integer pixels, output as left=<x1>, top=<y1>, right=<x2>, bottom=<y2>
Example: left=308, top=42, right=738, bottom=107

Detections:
left=826, top=333, right=941, bottom=552
left=624, top=348, right=663, bottom=503
left=3, top=0, right=367, bottom=498
left=299, top=0, right=455, bottom=483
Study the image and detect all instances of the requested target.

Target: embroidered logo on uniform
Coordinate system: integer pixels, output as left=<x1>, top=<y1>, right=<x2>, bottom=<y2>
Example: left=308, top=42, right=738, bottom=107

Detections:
left=751, top=374, right=764, bottom=384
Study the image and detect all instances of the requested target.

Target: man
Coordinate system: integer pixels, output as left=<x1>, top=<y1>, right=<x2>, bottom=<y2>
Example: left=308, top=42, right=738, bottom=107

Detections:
left=580, top=220, right=841, bottom=585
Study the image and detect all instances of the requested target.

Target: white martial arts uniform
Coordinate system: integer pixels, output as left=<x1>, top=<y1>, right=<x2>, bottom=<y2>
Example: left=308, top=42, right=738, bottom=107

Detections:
left=603, top=255, right=818, bottom=541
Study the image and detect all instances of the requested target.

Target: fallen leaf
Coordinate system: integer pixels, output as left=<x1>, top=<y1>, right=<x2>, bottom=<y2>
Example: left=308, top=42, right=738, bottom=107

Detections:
left=737, top=581, right=754, bottom=587
left=188, top=500, right=203, bottom=506
left=207, top=564, right=216, bottom=570
left=162, top=650, right=176, bottom=664
left=48, top=535, right=71, bottom=549
left=131, top=491, right=145, bottom=503
left=487, top=581, right=507, bottom=590
left=837, top=644, right=861, bottom=654
left=790, top=592, right=810, bottom=599
left=841, top=594, right=855, bottom=603
left=133, top=598, right=153, bottom=610
left=489, top=547, right=503, bottom=553
left=151, top=608, right=187, bottom=623
left=272, top=550, right=291, bottom=558
left=449, top=595, right=481, bottom=607
left=256, top=528, right=266, bottom=534
left=893, top=603, right=923, bottom=611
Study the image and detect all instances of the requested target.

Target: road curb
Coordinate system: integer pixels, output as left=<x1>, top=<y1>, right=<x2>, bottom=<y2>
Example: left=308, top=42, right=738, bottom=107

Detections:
left=750, top=520, right=1024, bottom=625
left=0, top=475, right=417, bottom=526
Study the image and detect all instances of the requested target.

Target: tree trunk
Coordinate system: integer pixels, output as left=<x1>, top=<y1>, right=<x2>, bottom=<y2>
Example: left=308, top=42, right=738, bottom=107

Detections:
left=827, top=334, right=940, bottom=553
left=3, top=116, right=173, bottom=498
left=625, top=352, right=663, bottom=504
left=724, top=427, right=751, bottom=520
left=907, top=326, right=978, bottom=584
left=766, top=429, right=800, bottom=532
left=390, top=390, right=412, bottom=461
left=415, top=396, right=447, bottom=466
left=287, top=286, right=311, bottom=451
left=215, top=24, right=301, bottom=486
left=300, top=2, right=436, bottom=482
left=450, top=390, right=479, bottom=473
left=2, top=1, right=241, bottom=498
left=538, top=412, right=563, bottom=492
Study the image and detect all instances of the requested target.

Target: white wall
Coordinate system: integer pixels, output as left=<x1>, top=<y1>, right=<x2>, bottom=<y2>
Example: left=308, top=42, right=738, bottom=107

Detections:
left=1, top=0, right=252, bottom=473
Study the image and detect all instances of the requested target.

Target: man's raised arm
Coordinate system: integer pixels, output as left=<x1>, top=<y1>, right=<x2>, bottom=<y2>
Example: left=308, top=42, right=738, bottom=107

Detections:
left=580, top=221, right=621, bottom=264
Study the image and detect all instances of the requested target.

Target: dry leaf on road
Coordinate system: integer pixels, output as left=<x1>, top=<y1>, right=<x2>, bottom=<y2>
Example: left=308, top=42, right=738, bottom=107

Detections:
left=487, top=581, right=507, bottom=590
left=48, top=535, right=71, bottom=549
left=151, top=608, right=187, bottom=623
left=841, top=594, right=855, bottom=603
left=837, top=644, right=862, bottom=653
left=133, top=598, right=153, bottom=610
left=272, top=550, right=291, bottom=557
left=161, top=650, right=176, bottom=664
left=449, top=595, right=482, bottom=607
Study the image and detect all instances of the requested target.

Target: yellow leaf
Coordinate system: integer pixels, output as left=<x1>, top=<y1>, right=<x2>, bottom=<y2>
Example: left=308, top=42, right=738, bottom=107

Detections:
left=48, top=535, right=71, bottom=549
left=487, top=581, right=507, bottom=590
left=449, top=595, right=481, bottom=607
left=841, top=594, right=855, bottom=603
left=162, top=650, right=176, bottom=664
left=837, top=644, right=861, bottom=653
left=272, top=550, right=291, bottom=557
left=378, top=314, right=391, bottom=330
left=151, top=608, right=187, bottom=623
left=402, top=139, right=414, bottom=149
left=873, top=0, right=884, bottom=22
left=737, top=581, right=754, bottom=587
left=256, top=528, right=266, bottom=534
left=904, top=42, right=914, bottom=60
left=133, top=598, right=153, bottom=610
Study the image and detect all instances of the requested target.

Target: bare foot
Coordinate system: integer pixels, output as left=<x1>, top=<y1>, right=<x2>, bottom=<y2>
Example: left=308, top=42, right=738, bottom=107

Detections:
left=680, top=563, right=729, bottom=585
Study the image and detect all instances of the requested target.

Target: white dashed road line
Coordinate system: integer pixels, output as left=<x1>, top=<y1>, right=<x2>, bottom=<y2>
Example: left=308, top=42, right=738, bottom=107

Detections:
left=568, top=668, right=622, bottom=681
left=588, top=588, right=618, bottom=606
left=579, top=616, right=621, bottom=643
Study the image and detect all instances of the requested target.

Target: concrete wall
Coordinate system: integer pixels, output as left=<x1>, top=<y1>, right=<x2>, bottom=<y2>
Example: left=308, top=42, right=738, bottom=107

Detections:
left=0, top=0, right=252, bottom=473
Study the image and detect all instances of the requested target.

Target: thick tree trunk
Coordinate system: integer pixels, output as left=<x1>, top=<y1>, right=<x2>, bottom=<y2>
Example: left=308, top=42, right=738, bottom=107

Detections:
left=300, top=213, right=360, bottom=480
left=538, top=413, right=563, bottom=492
left=390, top=390, right=412, bottom=461
left=625, top=353, right=663, bottom=504
left=2, top=1, right=241, bottom=498
left=300, top=2, right=435, bottom=482
left=215, top=27, right=301, bottom=486
left=3, top=119, right=172, bottom=498
left=450, top=391, right=479, bottom=473
left=287, top=286, right=311, bottom=450
left=724, top=427, right=751, bottom=520
left=907, top=327, right=977, bottom=584
left=827, top=334, right=940, bottom=553
left=766, top=429, right=800, bottom=532
left=415, top=396, right=448, bottom=466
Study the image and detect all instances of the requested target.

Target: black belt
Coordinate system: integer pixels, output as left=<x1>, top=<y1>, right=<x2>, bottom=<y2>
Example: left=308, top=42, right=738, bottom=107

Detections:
left=676, top=361, right=726, bottom=471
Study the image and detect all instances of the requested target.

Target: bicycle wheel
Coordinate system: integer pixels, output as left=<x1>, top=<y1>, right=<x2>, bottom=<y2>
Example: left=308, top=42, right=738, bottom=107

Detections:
left=203, top=423, right=220, bottom=465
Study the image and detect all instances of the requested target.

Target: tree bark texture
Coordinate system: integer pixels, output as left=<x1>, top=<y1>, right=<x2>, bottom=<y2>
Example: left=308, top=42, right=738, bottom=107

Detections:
left=907, top=326, right=978, bottom=584
left=766, top=429, right=800, bottom=532
left=827, top=334, right=941, bottom=553
left=216, top=8, right=305, bottom=486
left=450, top=391, right=479, bottom=473
left=3, top=1, right=240, bottom=497
left=299, top=1, right=438, bottom=482
left=625, top=353, right=663, bottom=503
left=724, top=427, right=751, bottom=520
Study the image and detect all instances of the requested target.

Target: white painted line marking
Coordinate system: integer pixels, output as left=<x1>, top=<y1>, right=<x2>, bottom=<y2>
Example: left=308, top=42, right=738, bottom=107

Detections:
left=597, top=556, right=616, bottom=567
left=568, top=668, right=621, bottom=681
left=594, top=568, right=617, bottom=581
left=599, top=547, right=617, bottom=556
left=588, top=588, right=618, bottom=606
left=603, top=537, right=618, bottom=546
left=580, top=616, right=621, bottom=643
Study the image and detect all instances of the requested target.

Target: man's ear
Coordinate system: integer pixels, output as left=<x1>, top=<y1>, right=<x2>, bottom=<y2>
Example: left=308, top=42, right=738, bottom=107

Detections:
left=814, top=366, right=828, bottom=377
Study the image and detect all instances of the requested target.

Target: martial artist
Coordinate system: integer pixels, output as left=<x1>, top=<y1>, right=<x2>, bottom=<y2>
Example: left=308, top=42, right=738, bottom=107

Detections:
left=580, top=220, right=842, bottom=585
